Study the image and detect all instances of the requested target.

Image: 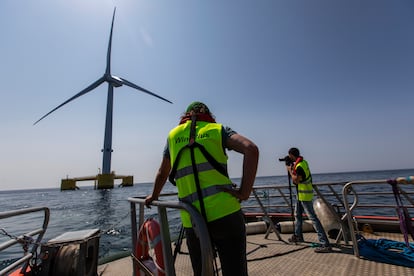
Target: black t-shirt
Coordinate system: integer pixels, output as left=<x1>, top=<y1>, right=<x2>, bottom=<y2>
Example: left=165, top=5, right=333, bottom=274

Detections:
left=295, top=166, right=306, bottom=181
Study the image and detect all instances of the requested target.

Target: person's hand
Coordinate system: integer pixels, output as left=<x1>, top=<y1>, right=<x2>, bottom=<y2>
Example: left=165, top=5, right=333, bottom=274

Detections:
left=220, top=185, right=248, bottom=201
left=144, top=195, right=157, bottom=208
left=396, top=176, right=412, bottom=184
left=396, top=177, right=407, bottom=184
left=286, top=165, right=293, bottom=175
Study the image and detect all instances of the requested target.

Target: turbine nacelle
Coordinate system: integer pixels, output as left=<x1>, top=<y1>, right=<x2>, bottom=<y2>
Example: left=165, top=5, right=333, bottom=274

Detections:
left=105, top=73, right=123, bottom=87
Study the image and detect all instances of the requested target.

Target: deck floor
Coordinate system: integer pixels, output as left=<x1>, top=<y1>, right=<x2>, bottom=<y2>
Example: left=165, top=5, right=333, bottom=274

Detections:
left=98, top=231, right=414, bottom=276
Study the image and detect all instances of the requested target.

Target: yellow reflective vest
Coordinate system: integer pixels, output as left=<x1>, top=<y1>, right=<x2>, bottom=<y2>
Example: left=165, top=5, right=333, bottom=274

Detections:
left=168, top=121, right=240, bottom=227
left=295, top=159, right=313, bottom=201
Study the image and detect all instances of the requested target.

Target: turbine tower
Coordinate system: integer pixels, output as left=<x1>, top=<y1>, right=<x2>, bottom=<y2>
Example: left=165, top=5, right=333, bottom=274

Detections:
left=34, top=8, right=172, bottom=189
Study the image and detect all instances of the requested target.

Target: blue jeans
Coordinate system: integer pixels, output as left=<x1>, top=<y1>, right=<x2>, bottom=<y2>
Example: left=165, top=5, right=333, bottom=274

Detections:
left=294, top=199, right=330, bottom=247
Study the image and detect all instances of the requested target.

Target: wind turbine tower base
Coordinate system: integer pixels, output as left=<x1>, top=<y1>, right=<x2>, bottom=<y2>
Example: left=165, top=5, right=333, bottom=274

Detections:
left=97, top=173, right=115, bottom=189
left=96, top=173, right=134, bottom=189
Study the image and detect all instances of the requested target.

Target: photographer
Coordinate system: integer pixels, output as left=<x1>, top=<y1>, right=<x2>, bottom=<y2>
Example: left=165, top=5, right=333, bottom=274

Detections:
left=283, top=147, right=332, bottom=253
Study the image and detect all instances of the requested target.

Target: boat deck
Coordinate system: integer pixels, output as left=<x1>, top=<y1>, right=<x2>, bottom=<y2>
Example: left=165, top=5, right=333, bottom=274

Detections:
left=97, top=230, right=413, bottom=276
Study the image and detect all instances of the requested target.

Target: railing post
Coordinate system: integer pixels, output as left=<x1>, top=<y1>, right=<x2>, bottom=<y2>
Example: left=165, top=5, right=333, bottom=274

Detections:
left=128, top=197, right=216, bottom=276
left=313, top=185, right=350, bottom=244
left=342, top=181, right=362, bottom=257
left=252, top=189, right=282, bottom=240
left=130, top=201, right=138, bottom=276
left=158, top=206, right=175, bottom=276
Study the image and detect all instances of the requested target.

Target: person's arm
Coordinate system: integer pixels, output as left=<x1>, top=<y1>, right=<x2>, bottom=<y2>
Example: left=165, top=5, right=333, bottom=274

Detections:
left=396, top=176, right=414, bottom=184
left=145, top=156, right=171, bottom=206
left=225, top=133, right=259, bottom=201
left=287, top=166, right=303, bottom=185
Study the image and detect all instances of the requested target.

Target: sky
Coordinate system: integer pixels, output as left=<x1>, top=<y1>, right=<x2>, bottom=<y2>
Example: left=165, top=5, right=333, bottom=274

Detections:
left=1, top=0, right=413, bottom=190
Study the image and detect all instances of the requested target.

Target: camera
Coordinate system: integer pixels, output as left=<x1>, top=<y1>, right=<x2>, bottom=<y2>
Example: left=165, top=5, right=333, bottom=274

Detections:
left=279, top=155, right=293, bottom=166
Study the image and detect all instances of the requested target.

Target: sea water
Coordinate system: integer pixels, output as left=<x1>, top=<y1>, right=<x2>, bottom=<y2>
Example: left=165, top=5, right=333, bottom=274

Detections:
left=1, top=168, right=413, bottom=262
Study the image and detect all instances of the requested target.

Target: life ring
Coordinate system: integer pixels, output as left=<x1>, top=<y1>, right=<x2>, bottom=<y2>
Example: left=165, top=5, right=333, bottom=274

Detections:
left=134, top=218, right=165, bottom=276
left=8, top=266, right=31, bottom=276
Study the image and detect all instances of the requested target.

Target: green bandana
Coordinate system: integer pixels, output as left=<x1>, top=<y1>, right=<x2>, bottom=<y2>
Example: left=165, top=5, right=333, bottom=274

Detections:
left=186, top=102, right=210, bottom=114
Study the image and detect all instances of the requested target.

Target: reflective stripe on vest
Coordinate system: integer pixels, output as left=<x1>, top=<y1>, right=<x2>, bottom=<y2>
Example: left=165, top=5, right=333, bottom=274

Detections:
left=175, top=162, right=228, bottom=180
left=295, top=159, right=313, bottom=201
left=179, top=184, right=233, bottom=204
left=168, top=121, right=240, bottom=227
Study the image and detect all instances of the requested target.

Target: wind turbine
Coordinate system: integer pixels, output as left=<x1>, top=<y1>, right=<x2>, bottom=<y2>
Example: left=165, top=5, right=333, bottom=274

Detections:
left=34, top=8, right=172, bottom=182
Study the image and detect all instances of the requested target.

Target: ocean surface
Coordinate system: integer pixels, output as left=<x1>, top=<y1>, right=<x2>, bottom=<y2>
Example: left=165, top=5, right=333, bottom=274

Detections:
left=1, top=168, right=413, bottom=262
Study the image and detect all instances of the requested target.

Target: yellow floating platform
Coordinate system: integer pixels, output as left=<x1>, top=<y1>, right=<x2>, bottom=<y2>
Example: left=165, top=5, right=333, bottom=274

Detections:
left=61, top=173, right=134, bottom=190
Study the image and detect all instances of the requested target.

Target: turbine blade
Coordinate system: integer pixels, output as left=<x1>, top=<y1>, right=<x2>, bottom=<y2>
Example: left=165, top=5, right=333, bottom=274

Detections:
left=106, top=7, right=116, bottom=75
left=33, top=77, right=105, bottom=125
left=120, top=77, right=173, bottom=104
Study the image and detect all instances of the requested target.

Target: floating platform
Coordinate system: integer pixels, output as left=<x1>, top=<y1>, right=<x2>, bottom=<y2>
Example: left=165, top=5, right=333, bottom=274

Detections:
left=61, top=173, right=133, bottom=190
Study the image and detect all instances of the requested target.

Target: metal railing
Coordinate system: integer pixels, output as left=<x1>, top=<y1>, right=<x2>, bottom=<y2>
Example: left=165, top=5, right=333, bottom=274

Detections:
left=129, top=179, right=414, bottom=274
left=128, top=197, right=215, bottom=276
left=242, top=182, right=350, bottom=216
left=241, top=182, right=351, bottom=243
left=243, top=180, right=414, bottom=218
left=0, top=206, right=50, bottom=276
left=342, top=180, right=414, bottom=257
left=242, top=180, right=414, bottom=247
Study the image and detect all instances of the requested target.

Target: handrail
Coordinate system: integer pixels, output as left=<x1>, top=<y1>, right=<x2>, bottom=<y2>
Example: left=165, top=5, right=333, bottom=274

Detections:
left=342, top=180, right=414, bottom=257
left=128, top=197, right=215, bottom=276
left=243, top=181, right=414, bottom=217
left=0, top=206, right=50, bottom=276
left=243, top=182, right=350, bottom=225
left=313, top=185, right=351, bottom=244
left=245, top=182, right=350, bottom=212
left=243, top=181, right=414, bottom=246
left=251, top=189, right=283, bottom=240
left=242, top=182, right=351, bottom=244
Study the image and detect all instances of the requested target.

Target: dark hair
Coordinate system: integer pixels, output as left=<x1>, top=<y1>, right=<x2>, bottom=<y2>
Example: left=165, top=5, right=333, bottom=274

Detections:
left=288, top=147, right=300, bottom=158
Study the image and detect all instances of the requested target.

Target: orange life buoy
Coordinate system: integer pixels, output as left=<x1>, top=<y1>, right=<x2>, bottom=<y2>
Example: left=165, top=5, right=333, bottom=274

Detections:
left=8, top=265, right=31, bottom=276
left=134, top=218, right=165, bottom=276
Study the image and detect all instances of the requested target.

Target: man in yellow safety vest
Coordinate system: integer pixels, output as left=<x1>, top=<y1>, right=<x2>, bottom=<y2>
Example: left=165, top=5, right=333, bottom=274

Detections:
left=286, top=147, right=332, bottom=253
left=145, top=101, right=259, bottom=275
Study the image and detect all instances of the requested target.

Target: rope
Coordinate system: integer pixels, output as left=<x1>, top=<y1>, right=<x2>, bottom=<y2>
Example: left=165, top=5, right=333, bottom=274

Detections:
left=0, top=228, right=37, bottom=250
